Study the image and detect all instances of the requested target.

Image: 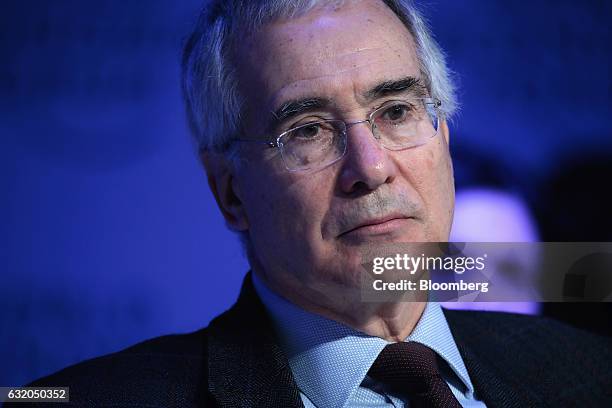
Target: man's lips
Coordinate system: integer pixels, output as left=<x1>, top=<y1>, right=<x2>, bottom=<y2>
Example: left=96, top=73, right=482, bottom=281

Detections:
left=338, top=215, right=414, bottom=238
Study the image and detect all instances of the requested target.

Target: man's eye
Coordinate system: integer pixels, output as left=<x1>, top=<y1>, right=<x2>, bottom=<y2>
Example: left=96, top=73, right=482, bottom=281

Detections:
left=290, top=122, right=330, bottom=140
left=381, top=104, right=411, bottom=122
left=296, top=124, right=321, bottom=138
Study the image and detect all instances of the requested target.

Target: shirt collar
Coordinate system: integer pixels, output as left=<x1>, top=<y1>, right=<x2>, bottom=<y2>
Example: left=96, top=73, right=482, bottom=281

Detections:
left=252, top=273, right=475, bottom=408
left=407, top=301, right=475, bottom=397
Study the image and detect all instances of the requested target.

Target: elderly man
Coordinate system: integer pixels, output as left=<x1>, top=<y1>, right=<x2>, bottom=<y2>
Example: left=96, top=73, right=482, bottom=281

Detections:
left=17, top=0, right=610, bottom=407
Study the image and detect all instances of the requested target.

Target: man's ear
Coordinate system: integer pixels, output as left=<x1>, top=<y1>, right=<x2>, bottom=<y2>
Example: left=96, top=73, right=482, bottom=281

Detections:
left=200, top=151, right=249, bottom=232
left=440, top=120, right=450, bottom=145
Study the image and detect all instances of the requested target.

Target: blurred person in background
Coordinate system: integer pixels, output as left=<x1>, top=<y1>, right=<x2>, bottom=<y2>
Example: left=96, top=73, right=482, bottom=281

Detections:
left=444, top=188, right=541, bottom=315
left=443, top=144, right=542, bottom=315
left=535, top=153, right=612, bottom=337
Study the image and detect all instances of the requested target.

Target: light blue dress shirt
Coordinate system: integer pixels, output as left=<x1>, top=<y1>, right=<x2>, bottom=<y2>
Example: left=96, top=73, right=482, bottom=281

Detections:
left=252, top=273, right=487, bottom=408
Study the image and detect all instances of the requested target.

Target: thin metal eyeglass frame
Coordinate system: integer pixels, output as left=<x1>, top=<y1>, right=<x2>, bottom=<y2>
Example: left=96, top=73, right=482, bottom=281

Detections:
left=236, top=97, right=441, bottom=149
left=234, top=97, right=441, bottom=171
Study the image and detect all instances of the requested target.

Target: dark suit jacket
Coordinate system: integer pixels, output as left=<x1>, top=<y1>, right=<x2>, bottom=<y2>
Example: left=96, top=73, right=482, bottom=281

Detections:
left=10, top=273, right=612, bottom=407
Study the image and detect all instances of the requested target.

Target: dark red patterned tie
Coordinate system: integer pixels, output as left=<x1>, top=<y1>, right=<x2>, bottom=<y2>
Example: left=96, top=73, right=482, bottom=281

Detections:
left=367, top=341, right=462, bottom=408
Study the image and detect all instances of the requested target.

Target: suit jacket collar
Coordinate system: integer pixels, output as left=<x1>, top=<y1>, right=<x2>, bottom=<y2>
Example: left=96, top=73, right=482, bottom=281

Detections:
left=207, top=272, right=304, bottom=408
left=443, top=309, right=543, bottom=407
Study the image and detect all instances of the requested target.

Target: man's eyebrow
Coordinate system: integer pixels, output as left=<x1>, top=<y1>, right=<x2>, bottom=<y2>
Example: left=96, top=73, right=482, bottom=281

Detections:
left=266, top=77, right=424, bottom=132
left=363, top=76, right=427, bottom=102
left=269, top=97, right=333, bottom=131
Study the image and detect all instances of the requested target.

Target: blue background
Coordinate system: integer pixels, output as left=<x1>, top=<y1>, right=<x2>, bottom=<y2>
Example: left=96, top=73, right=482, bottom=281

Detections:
left=2, top=0, right=611, bottom=386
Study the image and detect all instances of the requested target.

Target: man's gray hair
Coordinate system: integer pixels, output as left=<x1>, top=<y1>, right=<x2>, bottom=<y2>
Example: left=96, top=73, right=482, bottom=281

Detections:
left=181, top=0, right=458, bottom=154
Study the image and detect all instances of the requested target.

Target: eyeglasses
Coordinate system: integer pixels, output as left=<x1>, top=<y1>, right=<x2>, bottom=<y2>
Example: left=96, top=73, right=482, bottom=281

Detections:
left=237, top=97, right=441, bottom=172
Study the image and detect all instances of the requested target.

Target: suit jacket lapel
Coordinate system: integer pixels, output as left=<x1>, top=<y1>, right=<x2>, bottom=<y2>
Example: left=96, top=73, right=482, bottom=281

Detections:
left=453, top=339, right=528, bottom=407
left=443, top=309, right=542, bottom=408
left=207, top=272, right=304, bottom=408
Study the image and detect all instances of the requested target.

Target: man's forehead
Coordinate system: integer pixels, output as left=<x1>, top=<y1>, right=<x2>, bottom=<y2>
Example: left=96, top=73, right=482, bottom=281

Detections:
left=268, top=49, right=417, bottom=107
left=235, top=1, right=420, bottom=116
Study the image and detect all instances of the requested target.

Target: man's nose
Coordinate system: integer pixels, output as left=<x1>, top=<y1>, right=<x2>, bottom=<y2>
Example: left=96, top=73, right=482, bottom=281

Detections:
left=337, top=123, right=397, bottom=195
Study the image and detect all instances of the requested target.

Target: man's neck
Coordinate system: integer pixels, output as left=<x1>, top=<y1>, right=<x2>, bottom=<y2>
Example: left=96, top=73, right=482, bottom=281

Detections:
left=253, top=270, right=426, bottom=342
left=300, top=296, right=426, bottom=342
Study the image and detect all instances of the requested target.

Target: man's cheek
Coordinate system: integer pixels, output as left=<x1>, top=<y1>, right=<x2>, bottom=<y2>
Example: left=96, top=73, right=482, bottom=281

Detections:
left=421, top=138, right=449, bottom=170
left=272, top=191, right=313, bottom=239
left=287, top=176, right=332, bottom=216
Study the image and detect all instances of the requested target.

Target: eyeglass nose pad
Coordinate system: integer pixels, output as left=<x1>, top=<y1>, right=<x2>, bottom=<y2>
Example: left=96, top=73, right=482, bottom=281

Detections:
left=346, top=119, right=380, bottom=140
left=370, top=121, right=382, bottom=140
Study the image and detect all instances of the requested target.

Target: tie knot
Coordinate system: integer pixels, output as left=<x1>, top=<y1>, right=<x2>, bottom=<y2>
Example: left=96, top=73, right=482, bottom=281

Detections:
left=369, top=341, right=441, bottom=382
left=367, top=341, right=461, bottom=407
